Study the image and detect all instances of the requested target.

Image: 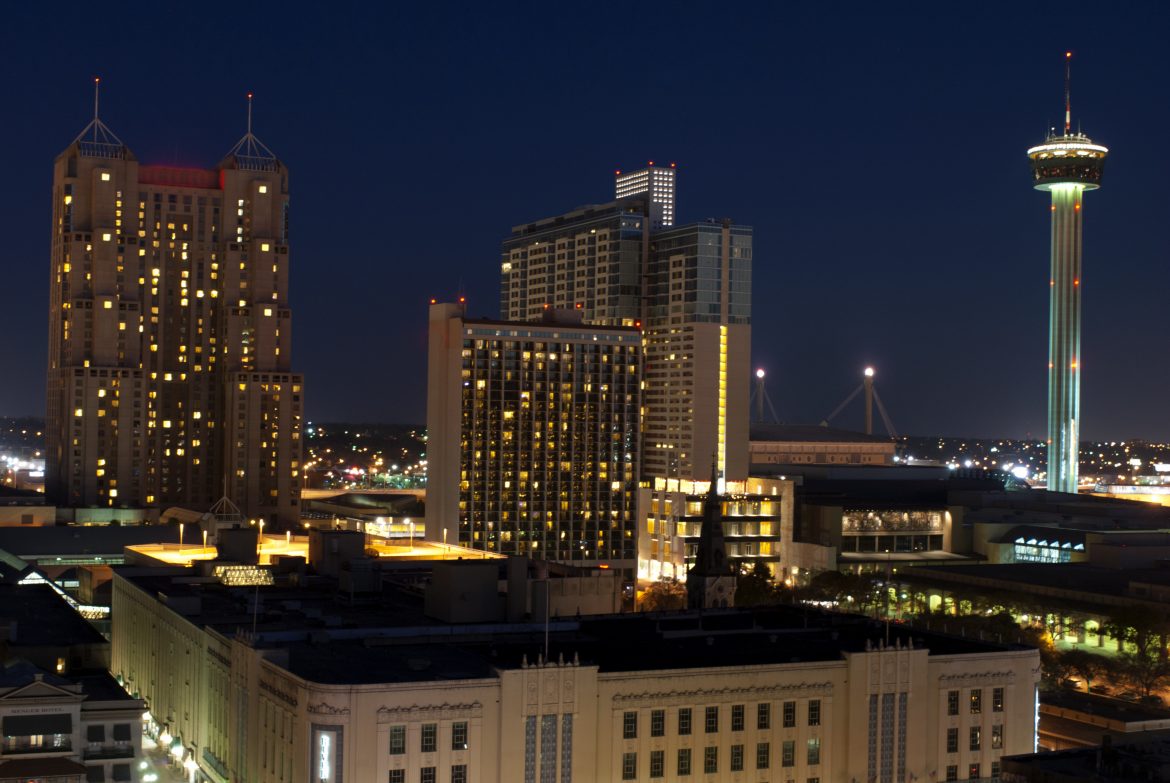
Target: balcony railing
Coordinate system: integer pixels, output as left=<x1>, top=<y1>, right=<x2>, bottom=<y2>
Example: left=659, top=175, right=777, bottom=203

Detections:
left=83, top=744, right=135, bottom=760
left=1, top=740, right=72, bottom=754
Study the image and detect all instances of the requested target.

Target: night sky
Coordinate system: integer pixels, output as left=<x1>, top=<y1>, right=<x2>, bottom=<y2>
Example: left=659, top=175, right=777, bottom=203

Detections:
left=2, top=2, right=1168, bottom=440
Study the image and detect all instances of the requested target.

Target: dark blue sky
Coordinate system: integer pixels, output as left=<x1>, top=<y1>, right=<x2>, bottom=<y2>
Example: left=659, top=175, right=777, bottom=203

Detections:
left=2, top=2, right=1168, bottom=439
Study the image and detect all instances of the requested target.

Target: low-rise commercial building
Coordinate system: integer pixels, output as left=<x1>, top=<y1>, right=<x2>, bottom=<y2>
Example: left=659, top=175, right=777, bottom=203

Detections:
left=111, top=567, right=1040, bottom=783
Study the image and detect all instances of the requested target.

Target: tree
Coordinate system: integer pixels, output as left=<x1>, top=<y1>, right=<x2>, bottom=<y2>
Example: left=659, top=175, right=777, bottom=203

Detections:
left=736, top=563, right=778, bottom=607
left=1119, top=651, right=1170, bottom=699
left=1104, top=607, right=1169, bottom=659
left=640, top=578, right=686, bottom=612
left=1061, top=649, right=1114, bottom=693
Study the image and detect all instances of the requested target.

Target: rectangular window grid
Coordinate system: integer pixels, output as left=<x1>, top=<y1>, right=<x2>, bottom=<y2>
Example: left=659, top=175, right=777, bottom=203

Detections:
left=650, top=749, right=664, bottom=779
left=541, top=715, right=557, bottom=783
left=622, top=752, right=637, bottom=781
left=731, top=744, right=744, bottom=772
left=623, top=711, right=637, bottom=740
left=390, top=725, right=406, bottom=755
left=421, top=723, right=437, bottom=753
left=731, top=704, right=745, bottom=732
left=561, top=714, right=573, bottom=783
left=678, top=748, right=691, bottom=776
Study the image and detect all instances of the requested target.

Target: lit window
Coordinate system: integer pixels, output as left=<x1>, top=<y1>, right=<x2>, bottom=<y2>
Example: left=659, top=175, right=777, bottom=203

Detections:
left=258, top=184, right=268, bottom=194
left=103, top=300, right=112, bottom=309
left=101, top=172, right=110, bottom=181
left=102, top=232, right=112, bottom=242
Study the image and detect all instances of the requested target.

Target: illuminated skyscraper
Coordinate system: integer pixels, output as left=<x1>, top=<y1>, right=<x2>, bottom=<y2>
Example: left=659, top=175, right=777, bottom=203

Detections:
left=615, top=163, right=677, bottom=228
left=500, top=174, right=751, bottom=485
left=425, top=303, right=641, bottom=567
left=1026, top=54, right=1108, bottom=493
left=45, top=86, right=303, bottom=522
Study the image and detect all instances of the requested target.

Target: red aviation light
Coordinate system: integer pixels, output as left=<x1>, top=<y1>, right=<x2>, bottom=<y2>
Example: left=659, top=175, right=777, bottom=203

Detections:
left=430, top=298, right=437, bottom=304
left=458, top=296, right=466, bottom=304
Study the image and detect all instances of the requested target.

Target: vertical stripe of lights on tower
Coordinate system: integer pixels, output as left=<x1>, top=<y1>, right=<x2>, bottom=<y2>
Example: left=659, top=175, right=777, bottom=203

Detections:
left=717, top=325, right=728, bottom=491
left=1026, top=52, right=1107, bottom=493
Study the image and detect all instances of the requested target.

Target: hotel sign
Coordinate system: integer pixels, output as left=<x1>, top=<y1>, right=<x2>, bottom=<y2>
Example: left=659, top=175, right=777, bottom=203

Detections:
left=311, top=725, right=343, bottom=783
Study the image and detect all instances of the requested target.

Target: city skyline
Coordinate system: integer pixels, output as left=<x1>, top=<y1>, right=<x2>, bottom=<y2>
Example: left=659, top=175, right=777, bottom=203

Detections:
left=2, top=4, right=1170, bottom=440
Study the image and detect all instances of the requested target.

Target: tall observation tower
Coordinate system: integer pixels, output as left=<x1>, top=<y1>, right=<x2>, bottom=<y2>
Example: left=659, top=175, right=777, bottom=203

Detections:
left=1027, top=53, right=1108, bottom=493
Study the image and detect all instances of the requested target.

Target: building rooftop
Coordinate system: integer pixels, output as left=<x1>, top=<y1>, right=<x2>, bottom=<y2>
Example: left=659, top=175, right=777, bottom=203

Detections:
left=0, top=584, right=107, bottom=647
left=1003, top=738, right=1170, bottom=782
left=750, top=424, right=895, bottom=444
left=904, top=563, right=1170, bottom=608
left=118, top=568, right=1033, bottom=686
left=0, top=525, right=177, bottom=560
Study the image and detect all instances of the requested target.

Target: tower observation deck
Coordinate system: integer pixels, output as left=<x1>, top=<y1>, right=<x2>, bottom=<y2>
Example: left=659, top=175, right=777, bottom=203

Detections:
left=1027, top=53, right=1108, bottom=494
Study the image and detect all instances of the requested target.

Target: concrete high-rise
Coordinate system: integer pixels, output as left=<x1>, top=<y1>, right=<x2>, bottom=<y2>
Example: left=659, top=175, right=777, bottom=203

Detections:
left=426, top=303, right=641, bottom=568
left=500, top=174, right=751, bottom=485
left=1026, top=54, right=1108, bottom=493
left=46, top=89, right=304, bottom=522
left=615, top=163, right=677, bottom=228
left=643, top=219, right=751, bottom=482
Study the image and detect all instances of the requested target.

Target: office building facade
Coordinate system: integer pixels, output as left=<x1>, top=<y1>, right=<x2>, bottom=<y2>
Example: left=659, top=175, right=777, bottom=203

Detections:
left=45, top=100, right=303, bottom=523
left=426, top=303, right=641, bottom=568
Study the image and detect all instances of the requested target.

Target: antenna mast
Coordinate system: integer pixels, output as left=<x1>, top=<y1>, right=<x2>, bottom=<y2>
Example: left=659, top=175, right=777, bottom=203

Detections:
left=247, top=91, right=253, bottom=135
left=93, top=77, right=100, bottom=122
left=1064, top=51, right=1072, bottom=135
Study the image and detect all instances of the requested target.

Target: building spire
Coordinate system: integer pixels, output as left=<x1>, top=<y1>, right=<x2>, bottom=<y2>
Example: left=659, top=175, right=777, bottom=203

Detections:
left=222, top=90, right=278, bottom=171
left=70, top=77, right=127, bottom=159
left=1064, top=51, right=1072, bottom=136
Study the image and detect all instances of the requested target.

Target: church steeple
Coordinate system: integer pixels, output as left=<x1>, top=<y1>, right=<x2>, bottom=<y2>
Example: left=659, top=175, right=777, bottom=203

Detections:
left=687, top=458, right=736, bottom=609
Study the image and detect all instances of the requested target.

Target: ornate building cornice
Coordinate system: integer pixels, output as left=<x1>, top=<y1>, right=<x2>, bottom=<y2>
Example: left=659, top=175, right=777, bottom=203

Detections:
left=612, top=682, right=833, bottom=707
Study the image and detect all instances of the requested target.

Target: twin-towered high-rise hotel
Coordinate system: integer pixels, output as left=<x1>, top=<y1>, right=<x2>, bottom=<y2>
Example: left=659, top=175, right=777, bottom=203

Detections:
left=45, top=91, right=303, bottom=523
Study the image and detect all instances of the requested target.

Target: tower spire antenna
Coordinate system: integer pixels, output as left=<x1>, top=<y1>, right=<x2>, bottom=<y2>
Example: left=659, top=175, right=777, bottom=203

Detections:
left=93, top=76, right=100, bottom=123
left=247, top=91, right=253, bottom=136
left=1064, top=51, right=1072, bottom=136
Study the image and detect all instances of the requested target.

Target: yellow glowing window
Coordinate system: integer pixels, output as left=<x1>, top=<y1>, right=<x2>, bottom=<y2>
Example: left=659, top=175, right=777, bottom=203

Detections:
left=103, top=301, right=112, bottom=309
left=109, top=489, right=118, bottom=498
left=260, top=242, right=270, bottom=252
left=74, top=408, right=83, bottom=417
left=97, top=389, right=106, bottom=398
left=263, top=308, right=272, bottom=317
left=258, top=185, right=268, bottom=194
left=64, top=195, right=72, bottom=205
left=162, top=420, right=171, bottom=428
left=100, top=172, right=110, bottom=181
left=193, top=411, right=201, bottom=419
left=101, top=232, right=111, bottom=242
